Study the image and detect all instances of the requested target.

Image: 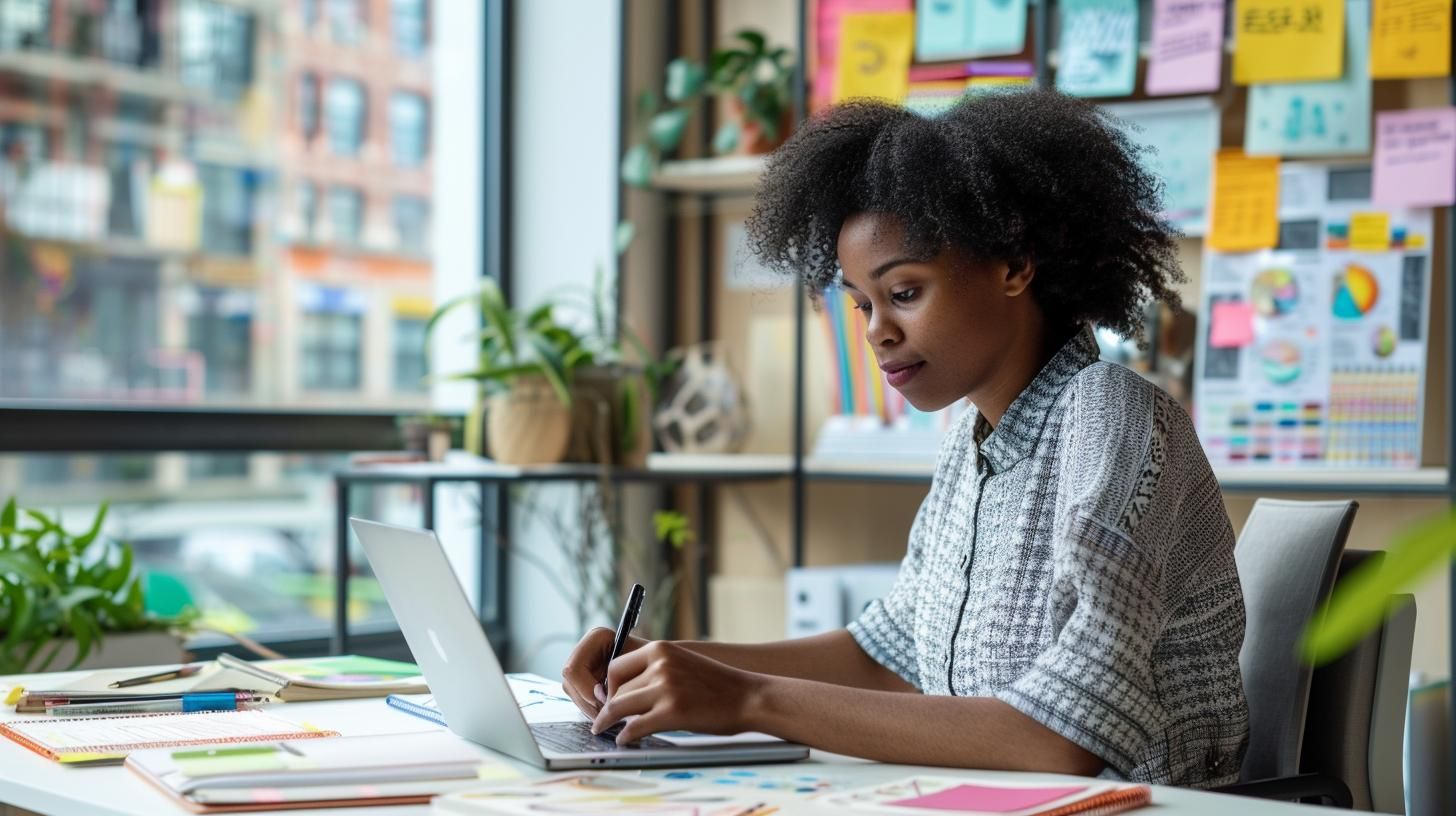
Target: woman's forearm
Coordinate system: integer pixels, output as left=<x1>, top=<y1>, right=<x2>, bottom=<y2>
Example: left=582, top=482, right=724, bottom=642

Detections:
left=743, top=674, right=1105, bottom=775
left=678, top=630, right=915, bottom=692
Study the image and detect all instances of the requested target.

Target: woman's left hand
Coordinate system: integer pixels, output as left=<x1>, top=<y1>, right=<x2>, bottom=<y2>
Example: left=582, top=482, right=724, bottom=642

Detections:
left=592, top=640, right=765, bottom=745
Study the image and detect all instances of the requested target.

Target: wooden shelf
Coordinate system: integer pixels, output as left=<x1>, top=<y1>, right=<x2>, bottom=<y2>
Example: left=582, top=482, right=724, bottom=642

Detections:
left=650, top=155, right=766, bottom=195
left=338, top=452, right=793, bottom=484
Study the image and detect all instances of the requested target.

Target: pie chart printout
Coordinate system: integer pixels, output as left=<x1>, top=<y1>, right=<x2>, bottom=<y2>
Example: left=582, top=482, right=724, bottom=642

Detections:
left=1333, top=264, right=1379, bottom=319
left=1251, top=268, right=1299, bottom=317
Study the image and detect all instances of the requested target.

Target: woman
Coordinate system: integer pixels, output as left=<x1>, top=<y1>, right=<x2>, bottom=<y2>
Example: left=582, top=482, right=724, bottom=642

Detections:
left=561, top=90, right=1248, bottom=787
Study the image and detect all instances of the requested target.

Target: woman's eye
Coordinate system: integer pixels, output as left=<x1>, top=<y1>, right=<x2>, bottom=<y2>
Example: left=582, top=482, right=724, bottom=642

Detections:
left=891, top=288, right=919, bottom=304
left=853, top=301, right=872, bottom=313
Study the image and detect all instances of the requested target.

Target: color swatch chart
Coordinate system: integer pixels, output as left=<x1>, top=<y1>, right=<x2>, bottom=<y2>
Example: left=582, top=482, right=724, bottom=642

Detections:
left=1199, top=400, right=1326, bottom=464
left=1327, top=366, right=1421, bottom=466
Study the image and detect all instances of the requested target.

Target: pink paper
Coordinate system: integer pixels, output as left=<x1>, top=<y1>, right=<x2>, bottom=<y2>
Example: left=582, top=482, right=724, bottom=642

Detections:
left=1372, top=108, right=1456, bottom=208
left=888, top=783, right=1088, bottom=812
left=1145, top=0, right=1225, bottom=96
left=1210, top=300, right=1255, bottom=349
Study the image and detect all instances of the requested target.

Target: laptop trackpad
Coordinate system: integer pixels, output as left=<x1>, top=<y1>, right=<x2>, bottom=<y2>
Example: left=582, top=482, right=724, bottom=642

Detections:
left=530, top=721, right=676, bottom=754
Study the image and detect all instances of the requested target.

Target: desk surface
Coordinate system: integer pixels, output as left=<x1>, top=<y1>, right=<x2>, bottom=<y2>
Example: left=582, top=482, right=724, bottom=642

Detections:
left=1, top=668, right=1340, bottom=816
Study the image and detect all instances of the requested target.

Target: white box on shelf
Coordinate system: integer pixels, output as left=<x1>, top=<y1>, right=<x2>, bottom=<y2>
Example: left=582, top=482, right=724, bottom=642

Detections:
left=810, top=414, right=945, bottom=465
left=785, top=563, right=900, bottom=638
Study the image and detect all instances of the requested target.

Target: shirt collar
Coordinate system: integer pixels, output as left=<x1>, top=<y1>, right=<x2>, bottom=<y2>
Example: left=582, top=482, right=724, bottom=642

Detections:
left=973, top=325, right=1101, bottom=473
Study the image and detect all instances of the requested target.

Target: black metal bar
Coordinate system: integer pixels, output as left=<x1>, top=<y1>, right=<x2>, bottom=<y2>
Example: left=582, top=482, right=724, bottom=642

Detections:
left=790, top=0, right=809, bottom=569
left=614, top=0, right=630, bottom=331
left=332, top=475, right=351, bottom=656
left=423, top=478, right=436, bottom=530
left=478, top=479, right=491, bottom=622
left=0, top=407, right=404, bottom=453
left=1033, top=0, right=1050, bottom=89
left=483, top=0, right=512, bottom=306
left=492, top=481, right=512, bottom=661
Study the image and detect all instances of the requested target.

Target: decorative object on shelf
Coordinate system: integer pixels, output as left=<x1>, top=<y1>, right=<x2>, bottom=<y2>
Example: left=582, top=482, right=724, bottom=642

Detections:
left=426, top=277, right=593, bottom=466
left=652, top=342, right=750, bottom=455
left=0, top=498, right=195, bottom=675
left=398, top=414, right=459, bottom=462
left=621, top=29, right=795, bottom=188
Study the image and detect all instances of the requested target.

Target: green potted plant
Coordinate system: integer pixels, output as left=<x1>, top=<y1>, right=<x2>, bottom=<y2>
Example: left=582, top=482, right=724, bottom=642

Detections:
left=621, top=28, right=796, bottom=188
left=0, top=499, right=194, bottom=675
left=427, top=278, right=594, bottom=465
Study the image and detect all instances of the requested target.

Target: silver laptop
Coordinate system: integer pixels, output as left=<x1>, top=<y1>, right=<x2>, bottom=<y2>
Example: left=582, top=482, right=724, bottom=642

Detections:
left=351, top=518, right=809, bottom=769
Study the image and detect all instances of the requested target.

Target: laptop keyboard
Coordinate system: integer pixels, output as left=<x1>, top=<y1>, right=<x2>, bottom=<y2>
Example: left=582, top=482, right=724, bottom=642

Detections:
left=530, top=721, right=675, bottom=753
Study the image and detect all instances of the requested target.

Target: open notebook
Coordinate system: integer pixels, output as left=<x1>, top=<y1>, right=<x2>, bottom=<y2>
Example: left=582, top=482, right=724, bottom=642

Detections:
left=127, top=730, right=520, bottom=813
left=55, top=654, right=427, bottom=702
left=0, top=709, right=336, bottom=766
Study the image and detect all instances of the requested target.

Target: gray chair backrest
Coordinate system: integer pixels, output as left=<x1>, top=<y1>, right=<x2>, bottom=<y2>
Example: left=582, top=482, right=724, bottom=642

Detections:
left=1234, top=498, right=1358, bottom=782
left=1299, top=550, right=1416, bottom=812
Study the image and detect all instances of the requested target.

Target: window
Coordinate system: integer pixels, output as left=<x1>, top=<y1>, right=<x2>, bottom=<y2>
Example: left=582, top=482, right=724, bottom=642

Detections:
left=178, top=0, right=255, bottom=97
left=297, top=181, right=318, bottom=242
left=389, top=92, right=428, bottom=167
left=391, top=0, right=427, bottom=57
left=393, top=318, right=428, bottom=392
left=0, top=0, right=49, bottom=50
left=326, top=0, right=363, bottom=45
left=325, top=79, right=366, bottom=156
left=185, top=288, right=254, bottom=395
left=104, top=142, right=147, bottom=238
left=300, top=307, right=362, bottom=391
left=198, top=164, right=256, bottom=255
left=298, top=73, right=321, bottom=141
left=392, top=196, right=429, bottom=254
left=327, top=186, right=363, bottom=245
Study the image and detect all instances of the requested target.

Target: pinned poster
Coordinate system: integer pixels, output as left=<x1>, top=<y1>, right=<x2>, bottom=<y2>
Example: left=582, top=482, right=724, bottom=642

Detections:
left=1146, top=0, right=1226, bottom=95
left=1056, top=0, right=1139, bottom=97
left=835, top=12, right=915, bottom=102
left=1370, top=0, right=1451, bottom=78
left=1103, top=97, right=1221, bottom=234
left=1372, top=107, right=1456, bottom=207
left=1208, top=150, right=1281, bottom=252
left=915, top=0, right=1029, bottom=61
left=1234, top=0, right=1346, bottom=83
left=1245, top=0, right=1370, bottom=156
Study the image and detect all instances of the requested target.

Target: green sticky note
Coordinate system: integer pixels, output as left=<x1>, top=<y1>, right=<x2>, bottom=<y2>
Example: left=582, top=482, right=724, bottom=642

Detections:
left=174, top=745, right=289, bottom=777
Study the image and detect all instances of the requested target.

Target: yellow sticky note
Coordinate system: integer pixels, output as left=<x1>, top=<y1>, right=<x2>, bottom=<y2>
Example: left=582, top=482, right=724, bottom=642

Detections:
left=1349, top=212, right=1391, bottom=251
left=1234, top=0, right=1346, bottom=83
left=835, top=12, right=915, bottom=103
left=1209, top=150, right=1281, bottom=252
left=3, top=686, right=24, bottom=707
left=475, top=762, right=523, bottom=782
left=1371, top=0, right=1452, bottom=78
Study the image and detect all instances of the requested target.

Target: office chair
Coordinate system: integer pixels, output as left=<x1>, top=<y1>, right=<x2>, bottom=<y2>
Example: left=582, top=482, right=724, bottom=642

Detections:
left=1215, top=498, right=1356, bottom=807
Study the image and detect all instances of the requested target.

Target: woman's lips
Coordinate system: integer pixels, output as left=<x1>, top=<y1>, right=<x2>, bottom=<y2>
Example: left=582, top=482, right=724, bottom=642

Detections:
left=884, top=361, right=925, bottom=388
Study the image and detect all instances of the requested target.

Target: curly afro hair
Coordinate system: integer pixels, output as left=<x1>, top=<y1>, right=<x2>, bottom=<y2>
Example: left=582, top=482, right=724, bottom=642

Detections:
left=745, top=89, right=1184, bottom=342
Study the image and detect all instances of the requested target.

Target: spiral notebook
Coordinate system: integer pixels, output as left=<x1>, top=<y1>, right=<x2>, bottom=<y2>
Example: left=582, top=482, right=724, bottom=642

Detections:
left=827, top=776, right=1151, bottom=815
left=0, top=709, right=337, bottom=766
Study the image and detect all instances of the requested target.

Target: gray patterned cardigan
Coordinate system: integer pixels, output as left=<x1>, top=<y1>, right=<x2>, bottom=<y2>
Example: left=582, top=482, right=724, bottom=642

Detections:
left=847, top=326, right=1249, bottom=787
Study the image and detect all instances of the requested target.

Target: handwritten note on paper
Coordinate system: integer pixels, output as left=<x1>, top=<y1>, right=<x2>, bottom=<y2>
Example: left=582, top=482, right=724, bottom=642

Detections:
left=1245, top=0, right=1370, bottom=156
left=1210, top=300, right=1257, bottom=348
left=1105, top=98, right=1221, bottom=235
left=836, top=12, right=916, bottom=102
left=1056, top=0, right=1140, bottom=97
left=1234, top=0, right=1345, bottom=83
left=1373, top=108, right=1456, bottom=207
left=1371, top=0, right=1452, bottom=78
left=1209, top=150, right=1281, bottom=252
left=1147, top=0, right=1227, bottom=95
left=916, top=0, right=1028, bottom=60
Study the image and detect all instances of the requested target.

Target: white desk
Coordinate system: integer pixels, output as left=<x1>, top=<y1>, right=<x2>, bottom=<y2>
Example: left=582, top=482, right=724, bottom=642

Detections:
left=1, top=668, right=1342, bottom=816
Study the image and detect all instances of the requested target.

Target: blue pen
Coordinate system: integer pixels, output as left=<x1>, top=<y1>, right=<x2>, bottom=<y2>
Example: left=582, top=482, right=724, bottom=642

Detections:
left=47, top=692, right=260, bottom=717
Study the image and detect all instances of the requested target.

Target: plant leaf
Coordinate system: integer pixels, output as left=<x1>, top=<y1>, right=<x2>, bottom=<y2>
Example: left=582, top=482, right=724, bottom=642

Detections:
left=524, top=334, right=573, bottom=405
left=648, top=108, right=690, bottom=152
left=664, top=58, right=706, bottom=102
left=1300, top=508, right=1456, bottom=665
left=614, top=221, right=636, bottom=256
left=72, top=502, right=108, bottom=549
left=0, top=583, right=33, bottom=652
left=710, top=50, right=749, bottom=88
left=634, top=89, right=658, bottom=123
left=735, top=29, right=767, bottom=55
left=58, top=586, right=105, bottom=611
left=620, top=144, right=654, bottom=188
left=713, top=122, right=741, bottom=154
left=1, top=497, right=15, bottom=547
left=98, top=542, right=133, bottom=593
left=0, top=549, right=51, bottom=585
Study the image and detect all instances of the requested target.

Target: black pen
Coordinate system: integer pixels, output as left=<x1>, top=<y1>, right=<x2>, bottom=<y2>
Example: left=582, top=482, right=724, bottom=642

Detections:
left=608, top=583, right=646, bottom=663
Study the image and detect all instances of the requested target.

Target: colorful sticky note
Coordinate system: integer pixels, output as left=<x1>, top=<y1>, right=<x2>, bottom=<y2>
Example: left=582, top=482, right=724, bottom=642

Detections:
left=1245, top=0, right=1371, bottom=156
left=1105, top=98, right=1221, bottom=235
left=916, top=0, right=1030, bottom=60
left=1234, top=0, right=1346, bottom=83
left=1147, top=0, right=1227, bottom=95
left=1210, top=301, right=1257, bottom=348
left=1056, top=0, right=1140, bottom=97
left=1372, top=108, right=1456, bottom=207
left=1349, top=212, right=1391, bottom=251
left=888, top=784, right=1089, bottom=812
left=814, top=0, right=913, bottom=110
left=1208, top=149, right=1281, bottom=252
left=1370, top=0, right=1452, bottom=78
left=835, top=12, right=916, bottom=102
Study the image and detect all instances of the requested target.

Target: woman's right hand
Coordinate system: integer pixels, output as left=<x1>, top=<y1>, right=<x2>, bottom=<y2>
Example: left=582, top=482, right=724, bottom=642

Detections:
left=561, top=626, right=649, bottom=717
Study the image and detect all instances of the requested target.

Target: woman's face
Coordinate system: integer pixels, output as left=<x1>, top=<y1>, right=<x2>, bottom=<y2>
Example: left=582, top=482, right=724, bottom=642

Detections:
left=836, top=212, right=1026, bottom=413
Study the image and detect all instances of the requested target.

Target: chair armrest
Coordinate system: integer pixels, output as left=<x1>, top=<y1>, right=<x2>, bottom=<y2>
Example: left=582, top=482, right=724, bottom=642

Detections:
left=1212, top=773, right=1353, bottom=808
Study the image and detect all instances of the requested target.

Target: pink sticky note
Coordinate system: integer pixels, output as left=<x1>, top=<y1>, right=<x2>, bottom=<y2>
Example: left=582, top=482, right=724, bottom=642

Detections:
left=889, top=783, right=1088, bottom=812
left=1210, top=300, right=1255, bottom=349
left=1373, top=108, right=1456, bottom=208
left=1146, top=0, right=1225, bottom=96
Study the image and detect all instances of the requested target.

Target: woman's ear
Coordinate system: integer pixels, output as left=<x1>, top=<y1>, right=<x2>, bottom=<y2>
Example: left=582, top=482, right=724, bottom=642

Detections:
left=1004, top=256, right=1035, bottom=297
